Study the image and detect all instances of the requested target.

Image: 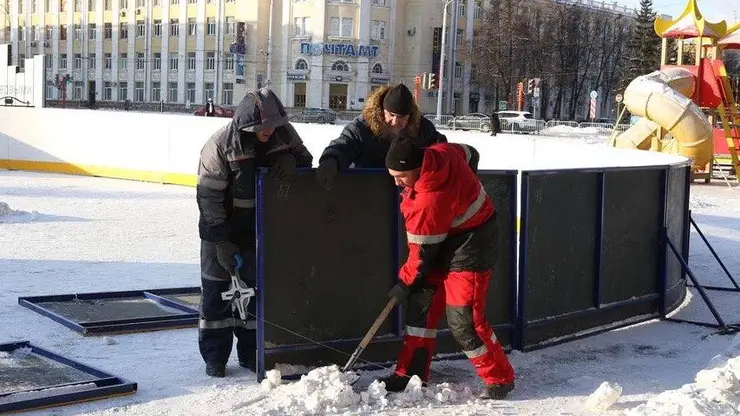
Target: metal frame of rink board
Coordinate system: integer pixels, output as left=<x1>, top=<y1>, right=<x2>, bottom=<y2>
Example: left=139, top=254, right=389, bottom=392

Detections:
left=254, top=168, right=518, bottom=382
left=17, top=287, right=205, bottom=336
left=0, top=340, right=137, bottom=414
left=514, top=162, right=691, bottom=351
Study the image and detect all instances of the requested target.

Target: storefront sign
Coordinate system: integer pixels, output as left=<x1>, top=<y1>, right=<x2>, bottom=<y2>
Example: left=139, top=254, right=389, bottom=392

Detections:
left=370, top=77, right=390, bottom=84
left=300, top=42, right=380, bottom=58
left=287, top=73, right=308, bottom=81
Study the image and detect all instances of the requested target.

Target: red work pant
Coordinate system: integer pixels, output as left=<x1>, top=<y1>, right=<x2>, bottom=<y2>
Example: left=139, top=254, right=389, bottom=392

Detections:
left=393, top=270, right=515, bottom=385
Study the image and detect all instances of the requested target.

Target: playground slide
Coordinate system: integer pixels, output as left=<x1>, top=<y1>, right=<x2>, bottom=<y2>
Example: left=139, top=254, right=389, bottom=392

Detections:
left=613, top=68, right=714, bottom=169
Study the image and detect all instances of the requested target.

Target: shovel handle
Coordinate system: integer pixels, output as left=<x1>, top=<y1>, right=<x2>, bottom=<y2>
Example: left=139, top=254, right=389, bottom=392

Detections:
left=342, top=297, right=398, bottom=372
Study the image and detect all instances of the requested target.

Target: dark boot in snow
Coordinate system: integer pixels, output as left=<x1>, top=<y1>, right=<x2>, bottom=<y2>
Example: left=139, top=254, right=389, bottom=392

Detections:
left=206, top=362, right=226, bottom=378
left=480, top=381, right=515, bottom=400
left=379, top=373, right=411, bottom=392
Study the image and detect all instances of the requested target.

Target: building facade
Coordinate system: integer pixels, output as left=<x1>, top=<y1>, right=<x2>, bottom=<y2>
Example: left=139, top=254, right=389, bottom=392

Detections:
left=0, top=0, right=637, bottom=115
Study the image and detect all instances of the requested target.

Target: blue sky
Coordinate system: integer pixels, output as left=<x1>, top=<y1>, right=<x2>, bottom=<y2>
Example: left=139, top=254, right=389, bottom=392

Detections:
left=618, top=0, right=737, bottom=23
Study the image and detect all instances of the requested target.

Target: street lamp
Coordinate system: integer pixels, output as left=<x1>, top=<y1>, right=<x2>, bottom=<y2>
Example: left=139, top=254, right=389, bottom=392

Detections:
left=435, top=0, right=453, bottom=124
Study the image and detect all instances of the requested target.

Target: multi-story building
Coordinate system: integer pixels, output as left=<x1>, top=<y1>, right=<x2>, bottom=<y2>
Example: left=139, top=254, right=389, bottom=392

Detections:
left=0, top=0, right=637, bottom=115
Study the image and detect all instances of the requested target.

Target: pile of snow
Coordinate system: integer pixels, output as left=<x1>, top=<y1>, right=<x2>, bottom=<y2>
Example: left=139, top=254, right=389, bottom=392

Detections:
left=0, top=201, right=15, bottom=216
left=254, top=365, right=478, bottom=415
left=584, top=381, right=623, bottom=412
left=626, top=333, right=740, bottom=415
left=0, top=201, right=38, bottom=223
left=539, top=125, right=614, bottom=137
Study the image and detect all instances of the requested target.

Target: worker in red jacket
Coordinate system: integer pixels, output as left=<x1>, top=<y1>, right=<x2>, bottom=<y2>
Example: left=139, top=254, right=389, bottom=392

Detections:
left=381, top=137, right=515, bottom=400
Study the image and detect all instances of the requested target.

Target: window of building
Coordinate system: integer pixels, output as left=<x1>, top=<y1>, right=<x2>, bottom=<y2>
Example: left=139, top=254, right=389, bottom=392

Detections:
left=44, top=55, right=52, bottom=69
left=45, top=25, right=52, bottom=40
left=46, top=81, right=54, bottom=99
left=204, top=83, right=214, bottom=101
left=104, top=0, right=111, bottom=10
left=74, top=54, right=81, bottom=69
left=136, top=53, right=145, bottom=69
left=88, top=24, right=96, bottom=39
left=136, top=0, right=145, bottom=6
left=18, top=54, right=24, bottom=70
left=151, top=82, right=161, bottom=102
left=154, top=20, right=162, bottom=36
left=187, top=18, right=196, bottom=36
left=207, top=18, right=216, bottom=36
left=457, top=3, right=465, bottom=17
left=103, top=82, right=112, bottom=100
left=120, top=23, right=128, bottom=39
left=454, top=62, right=462, bottom=78
left=206, top=52, right=215, bottom=70
left=87, top=0, right=95, bottom=11
left=329, top=17, right=352, bottom=37
left=73, top=81, right=82, bottom=100
left=153, top=53, right=161, bottom=70
left=60, top=25, right=67, bottom=40
left=31, top=25, right=37, bottom=41
left=295, top=59, right=308, bottom=70
left=137, top=22, right=145, bottom=37
left=224, top=56, right=234, bottom=70
left=170, top=0, right=177, bottom=4
left=59, top=54, right=67, bottom=70
left=225, top=17, right=235, bottom=35
left=104, top=53, right=112, bottom=69
left=294, top=17, right=310, bottom=36
left=371, top=20, right=385, bottom=40
left=222, top=83, right=233, bottom=105
left=372, top=0, right=386, bottom=5
left=104, top=23, right=112, bottom=39
left=74, top=24, right=81, bottom=40
left=455, top=29, right=463, bottom=47
left=118, top=82, right=128, bottom=101
left=186, top=82, right=195, bottom=103
left=167, top=82, right=178, bottom=102
left=88, top=53, right=95, bottom=70
left=170, top=19, right=179, bottom=36
left=135, top=82, right=144, bottom=102
left=473, top=1, right=482, bottom=19
left=372, top=63, right=382, bottom=73
left=120, top=53, right=127, bottom=69
left=121, top=0, right=128, bottom=8
left=187, top=52, right=195, bottom=70
left=331, top=60, right=348, bottom=71
left=169, top=55, right=178, bottom=70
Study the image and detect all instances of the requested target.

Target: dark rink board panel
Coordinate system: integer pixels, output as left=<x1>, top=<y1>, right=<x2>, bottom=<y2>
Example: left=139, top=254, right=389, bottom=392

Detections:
left=18, top=287, right=203, bottom=335
left=0, top=340, right=137, bottom=414
left=257, top=170, right=399, bottom=375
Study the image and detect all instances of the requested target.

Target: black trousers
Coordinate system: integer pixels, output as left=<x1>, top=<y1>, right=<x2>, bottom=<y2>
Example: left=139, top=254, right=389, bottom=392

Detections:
left=198, top=240, right=256, bottom=369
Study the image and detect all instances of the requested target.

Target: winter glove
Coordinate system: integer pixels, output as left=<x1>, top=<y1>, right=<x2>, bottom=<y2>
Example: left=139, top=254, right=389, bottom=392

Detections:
left=315, top=157, right=339, bottom=190
left=388, top=282, right=412, bottom=303
left=216, top=241, right=241, bottom=274
left=270, top=154, right=296, bottom=182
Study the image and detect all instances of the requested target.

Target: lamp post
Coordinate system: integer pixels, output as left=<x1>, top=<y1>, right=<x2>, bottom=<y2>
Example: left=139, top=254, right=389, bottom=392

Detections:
left=435, top=0, right=453, bottom=124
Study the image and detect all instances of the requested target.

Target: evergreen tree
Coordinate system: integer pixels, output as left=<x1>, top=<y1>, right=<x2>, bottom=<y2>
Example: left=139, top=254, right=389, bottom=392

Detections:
left=620, top=0, right=662, bottom=92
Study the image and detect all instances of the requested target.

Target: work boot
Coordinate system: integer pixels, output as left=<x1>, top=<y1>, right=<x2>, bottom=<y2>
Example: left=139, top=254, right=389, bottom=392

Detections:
left=379, top=373, right=411, bottom=392
left=205, top=362, right=226, bottom=378
left=480, top=381, right=515, bottom=400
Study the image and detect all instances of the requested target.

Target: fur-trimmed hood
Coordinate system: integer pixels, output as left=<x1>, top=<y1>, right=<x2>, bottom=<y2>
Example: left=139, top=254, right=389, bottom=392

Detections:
left=361, top=85, right=422, bottom=139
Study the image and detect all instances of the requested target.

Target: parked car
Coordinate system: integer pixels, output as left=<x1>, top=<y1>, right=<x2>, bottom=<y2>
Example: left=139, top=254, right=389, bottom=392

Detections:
left=496, top=111, right=539, bottom=132
left=290, top=107, right=338, bottom=124
left=446, top=112, right=492, bottom=132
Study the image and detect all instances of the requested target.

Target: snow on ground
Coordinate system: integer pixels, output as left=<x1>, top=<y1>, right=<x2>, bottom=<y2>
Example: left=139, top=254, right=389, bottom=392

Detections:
left=1, top=125, right=740, bottom=415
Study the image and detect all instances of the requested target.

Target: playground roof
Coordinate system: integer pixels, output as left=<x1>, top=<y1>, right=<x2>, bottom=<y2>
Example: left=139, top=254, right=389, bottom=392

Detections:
left=718, top=23, right=740, bottom=49
left=654, top=0, right=727, bottom=40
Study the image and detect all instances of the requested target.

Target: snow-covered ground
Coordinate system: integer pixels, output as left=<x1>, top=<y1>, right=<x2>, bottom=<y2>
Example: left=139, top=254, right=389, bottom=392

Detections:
left=1, top=126, right=740, bottom=415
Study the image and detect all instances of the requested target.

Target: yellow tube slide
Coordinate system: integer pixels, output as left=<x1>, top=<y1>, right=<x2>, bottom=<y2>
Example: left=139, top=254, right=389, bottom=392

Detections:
left=613, top=68, right=713, bottom=169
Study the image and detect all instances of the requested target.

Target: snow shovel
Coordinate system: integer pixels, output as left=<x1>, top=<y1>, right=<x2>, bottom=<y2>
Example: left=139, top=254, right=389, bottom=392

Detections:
left=342, top=296, right=399, bottom=384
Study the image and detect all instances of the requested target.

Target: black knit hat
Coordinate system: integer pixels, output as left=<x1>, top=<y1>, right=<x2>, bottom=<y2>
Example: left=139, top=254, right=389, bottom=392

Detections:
left=386, top=136, right=424, bottom=171
left=382, top=84, right=414, bottom=115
